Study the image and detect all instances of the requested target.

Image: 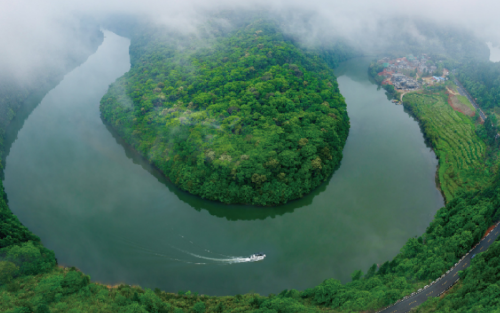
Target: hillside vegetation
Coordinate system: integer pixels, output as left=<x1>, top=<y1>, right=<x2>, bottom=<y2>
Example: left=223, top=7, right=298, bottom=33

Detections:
left=403, top=88, right=488, bottom=201
left=457, top=61, right=500, bottom=114
left=100, top=20, right=350, bottom=205
left=0, top=266, right=324, bottom=313
left=415, top=239, right=500, bottom=313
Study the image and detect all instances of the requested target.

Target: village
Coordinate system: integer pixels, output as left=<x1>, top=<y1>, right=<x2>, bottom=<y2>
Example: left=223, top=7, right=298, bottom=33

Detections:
left=376, top=54, right=448, bottom=91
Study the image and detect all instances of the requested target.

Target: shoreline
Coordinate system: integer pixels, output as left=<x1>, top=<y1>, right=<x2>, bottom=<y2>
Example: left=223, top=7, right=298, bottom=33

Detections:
left=368, top=66, right=448, bottom=204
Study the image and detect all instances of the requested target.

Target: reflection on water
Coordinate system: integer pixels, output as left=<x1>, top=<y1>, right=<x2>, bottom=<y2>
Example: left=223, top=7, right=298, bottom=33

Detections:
left=103, top=122, right=305, bottom=221
left=4, top=31, right=444, bottom=296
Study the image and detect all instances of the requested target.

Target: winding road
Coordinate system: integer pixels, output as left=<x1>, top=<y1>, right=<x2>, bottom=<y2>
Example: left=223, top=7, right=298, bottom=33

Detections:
left=379, top=222, right=500, bottom=313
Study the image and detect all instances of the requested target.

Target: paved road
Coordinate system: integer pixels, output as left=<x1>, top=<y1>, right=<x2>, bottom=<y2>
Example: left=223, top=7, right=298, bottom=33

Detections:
left=454, top=78, right=486, bottom=121
left=379, top=222, right=500, bottom=313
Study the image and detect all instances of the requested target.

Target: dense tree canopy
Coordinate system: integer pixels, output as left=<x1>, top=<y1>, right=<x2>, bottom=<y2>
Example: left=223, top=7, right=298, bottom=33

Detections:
left=100, top=19, right=350, bottom=205
left=457, top=61, right=500, bottom=113
left=415, top=239, right=500, bottom=312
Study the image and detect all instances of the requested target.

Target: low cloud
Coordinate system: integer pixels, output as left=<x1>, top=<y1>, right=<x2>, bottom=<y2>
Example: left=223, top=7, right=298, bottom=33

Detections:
left=1, top=0, right=499, bottom=85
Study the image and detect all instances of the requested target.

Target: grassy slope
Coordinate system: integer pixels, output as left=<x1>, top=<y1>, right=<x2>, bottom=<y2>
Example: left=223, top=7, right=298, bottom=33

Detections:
left=403, top=89, right=487, bottom=202
left=448, top=84, right=476, bottom=114
left=456, top=95, right=476, bottom=113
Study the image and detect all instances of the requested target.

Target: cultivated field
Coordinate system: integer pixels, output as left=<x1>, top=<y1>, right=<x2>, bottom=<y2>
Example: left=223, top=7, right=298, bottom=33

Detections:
left=403, top=92, right=487, bottom=201
left=446, top=86, right=476, bottom=117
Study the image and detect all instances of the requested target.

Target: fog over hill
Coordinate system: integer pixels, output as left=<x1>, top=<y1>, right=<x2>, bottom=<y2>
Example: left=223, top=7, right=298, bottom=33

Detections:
left=1, top=0, right=500, bottom=86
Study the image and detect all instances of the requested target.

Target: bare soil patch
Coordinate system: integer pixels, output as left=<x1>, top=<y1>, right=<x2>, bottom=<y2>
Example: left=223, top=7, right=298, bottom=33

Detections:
left=447, top=88, right=475, bottom=117
left=482, top=224, right=497, bottom=239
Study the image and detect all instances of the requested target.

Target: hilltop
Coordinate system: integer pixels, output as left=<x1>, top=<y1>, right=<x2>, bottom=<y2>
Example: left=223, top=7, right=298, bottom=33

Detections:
left=100, top=19, right=350, bottom=205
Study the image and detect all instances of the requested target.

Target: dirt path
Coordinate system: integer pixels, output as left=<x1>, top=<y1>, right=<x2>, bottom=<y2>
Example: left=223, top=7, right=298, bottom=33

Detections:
left=446, top=86, right=459, bottom=96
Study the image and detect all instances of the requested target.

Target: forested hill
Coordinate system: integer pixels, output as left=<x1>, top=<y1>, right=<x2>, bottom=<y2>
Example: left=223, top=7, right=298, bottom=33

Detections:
left=100, top=19, right=351, bottom=205
left=457, top=61, right=500, bottom=114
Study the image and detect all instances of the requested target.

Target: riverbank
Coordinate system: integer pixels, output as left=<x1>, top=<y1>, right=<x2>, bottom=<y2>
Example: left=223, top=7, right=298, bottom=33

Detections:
left=401, top=88, right=489, bottom=202
left=0, top=21, right=103, bottom=268
left=368, top=60, right=490, bottom=202
left=0, top=22, right=105, bottom=312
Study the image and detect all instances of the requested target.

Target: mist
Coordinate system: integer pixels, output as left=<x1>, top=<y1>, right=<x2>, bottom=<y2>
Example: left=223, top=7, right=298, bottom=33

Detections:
left=1, top=0, right=499, bottom=92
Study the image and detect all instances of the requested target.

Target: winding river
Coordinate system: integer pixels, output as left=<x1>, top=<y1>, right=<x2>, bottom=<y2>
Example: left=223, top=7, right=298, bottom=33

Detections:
left=3, top=31, right=444, bottom=295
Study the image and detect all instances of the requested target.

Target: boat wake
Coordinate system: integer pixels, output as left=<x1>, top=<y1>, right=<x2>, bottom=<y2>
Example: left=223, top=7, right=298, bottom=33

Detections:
left=186, top=252, right=266, bottom=264
left=116, top=235, right=265, bottom=265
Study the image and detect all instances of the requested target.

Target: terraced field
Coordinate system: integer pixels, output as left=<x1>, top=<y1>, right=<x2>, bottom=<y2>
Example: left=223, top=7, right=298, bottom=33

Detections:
left=403, top=92, right=487, bottom=201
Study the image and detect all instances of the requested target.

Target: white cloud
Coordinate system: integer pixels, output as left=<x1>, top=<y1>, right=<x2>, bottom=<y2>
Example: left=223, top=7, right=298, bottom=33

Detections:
left=1, top=0, right=499, bottom=84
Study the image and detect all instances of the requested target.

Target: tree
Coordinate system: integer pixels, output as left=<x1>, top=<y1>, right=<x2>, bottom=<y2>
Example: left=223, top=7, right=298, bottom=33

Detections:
left=351, top=270, right=363, bottom=281
left=192, top=302, right=206, bottom=313
left=0, top=261, right=18, bottom=284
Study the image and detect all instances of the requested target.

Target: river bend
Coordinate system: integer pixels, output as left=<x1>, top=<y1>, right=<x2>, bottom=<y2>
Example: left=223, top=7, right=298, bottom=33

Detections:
left=3, top=32, right=444, bottom=295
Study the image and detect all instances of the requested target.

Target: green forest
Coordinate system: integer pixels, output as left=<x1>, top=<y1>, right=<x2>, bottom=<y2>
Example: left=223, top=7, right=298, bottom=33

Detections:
left=415, top=240, right=500, bottom=312
left=457, top=61, right=500, bottom=115
left=100, top=19, right=350, bottom=206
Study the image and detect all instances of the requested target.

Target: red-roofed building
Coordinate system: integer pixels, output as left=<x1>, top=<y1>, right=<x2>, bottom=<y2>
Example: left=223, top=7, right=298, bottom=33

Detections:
left=378, top=68, right=395, bottom=77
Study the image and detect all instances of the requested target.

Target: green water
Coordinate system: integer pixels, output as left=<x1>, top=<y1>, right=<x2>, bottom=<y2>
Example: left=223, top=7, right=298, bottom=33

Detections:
left=3, top=32, right=444, bottom=296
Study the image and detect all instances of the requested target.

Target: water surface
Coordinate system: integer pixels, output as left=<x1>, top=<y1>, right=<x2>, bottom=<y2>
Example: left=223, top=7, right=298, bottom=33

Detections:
left=4, top=32, right=444, bottom=295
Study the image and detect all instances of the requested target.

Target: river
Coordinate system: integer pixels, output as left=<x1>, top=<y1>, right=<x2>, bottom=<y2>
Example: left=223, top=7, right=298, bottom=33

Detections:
left=3, top=31, right=444, bottom=296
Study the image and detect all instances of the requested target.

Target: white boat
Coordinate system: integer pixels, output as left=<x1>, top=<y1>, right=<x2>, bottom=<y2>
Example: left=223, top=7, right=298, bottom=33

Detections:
left=249, top=253, right=266, bottom=261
